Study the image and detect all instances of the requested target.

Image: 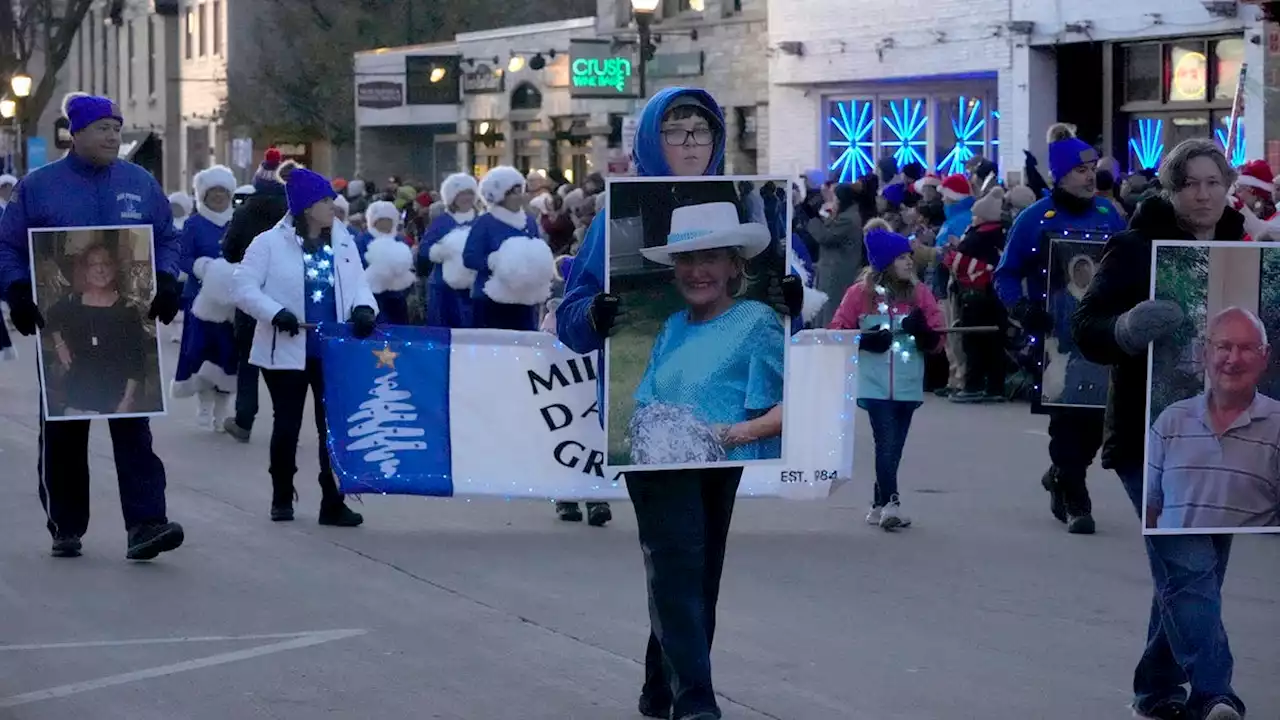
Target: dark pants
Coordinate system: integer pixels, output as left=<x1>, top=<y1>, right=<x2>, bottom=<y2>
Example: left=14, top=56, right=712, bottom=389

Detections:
left=627, top=466, right=741, bottom=720
left=261, top=357, right=342, bottom=507
left=472, top=298, right=537, bottom=331
left=1046, top=407, right=1104, bottom=513
left=1117, top=468, right=1242, bottom=717
left=233, top=310, right=259, bottom=431
left=375, top=291, right=410, bottom=325
left=860, top=398, right=920, bottom=507
left=959, top=288, right=1006, bottom=395
left=38, top=413, right=167, bottom=537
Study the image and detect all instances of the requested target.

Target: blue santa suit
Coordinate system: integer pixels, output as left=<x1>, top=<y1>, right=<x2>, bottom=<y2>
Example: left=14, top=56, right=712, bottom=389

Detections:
left=353, top=230, right=412, bottom=325
left=419, top=211, right=475, bottom=328
left=462, top=208, right=542, bottom=331
left=0, top=152, right=180, bottom=537
left=172, top=211, right=237, bottom=398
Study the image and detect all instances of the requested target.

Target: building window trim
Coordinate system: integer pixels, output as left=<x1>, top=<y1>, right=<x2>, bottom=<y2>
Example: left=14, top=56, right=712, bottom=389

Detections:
left=147, top=16, right=157, bottom=97
left=212, top=0, right=222, bottom=56
left=184, top=7, right=194, bottom=60
left=126, top=20, right=135, bottom=100
left=197, top=2, right=207, bottom=57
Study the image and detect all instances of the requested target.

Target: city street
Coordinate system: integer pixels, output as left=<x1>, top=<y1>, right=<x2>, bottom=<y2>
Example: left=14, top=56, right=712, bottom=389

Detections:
left=0, top=330, right=1275, bottom=720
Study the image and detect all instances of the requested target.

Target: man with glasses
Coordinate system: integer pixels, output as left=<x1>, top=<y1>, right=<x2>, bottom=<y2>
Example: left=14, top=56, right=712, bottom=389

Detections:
left=1147, top=306, right=1280, bottom=530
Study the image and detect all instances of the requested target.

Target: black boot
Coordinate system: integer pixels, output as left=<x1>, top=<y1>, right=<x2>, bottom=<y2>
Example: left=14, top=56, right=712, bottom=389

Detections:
left=1040, top=466, right=1067, bottom=524
left=271, top=487, right=298, bottom=522
left=51, top=534, right=82, bottom=558
left=126, top=522, right=185, bottom=560
left=1059, top=473, right=1096, bottom=536
left=586, top=502, right=612, bottom=527
left=319, top=499, right=363, bottom=527
left=555, top=501, right=583, bottom=522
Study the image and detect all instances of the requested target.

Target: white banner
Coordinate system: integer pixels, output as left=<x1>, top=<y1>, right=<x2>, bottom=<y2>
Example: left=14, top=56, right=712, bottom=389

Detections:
left=447, top=329, right=858, bottom=500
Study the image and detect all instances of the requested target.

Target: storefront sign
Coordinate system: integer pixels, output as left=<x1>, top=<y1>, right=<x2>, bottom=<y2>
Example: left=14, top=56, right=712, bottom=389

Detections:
left=569, top=39, right=638, bottom=98
left=648, top=51, right=704, bottom=79
left=357, top=81, right=405, bottom=109
left=463, top=65, right=505, bottom=94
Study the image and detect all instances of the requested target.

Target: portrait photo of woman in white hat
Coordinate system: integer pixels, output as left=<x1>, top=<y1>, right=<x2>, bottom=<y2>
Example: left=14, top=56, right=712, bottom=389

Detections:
left=605, top=178, right=792, bottom=470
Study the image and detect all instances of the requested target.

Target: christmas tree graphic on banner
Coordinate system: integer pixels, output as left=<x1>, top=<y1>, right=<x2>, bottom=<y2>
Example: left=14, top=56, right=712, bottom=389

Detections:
left=345, top=344, right=429, bottom=478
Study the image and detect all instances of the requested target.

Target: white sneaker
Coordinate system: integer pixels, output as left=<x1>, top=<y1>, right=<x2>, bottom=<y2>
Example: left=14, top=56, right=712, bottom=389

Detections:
left=212, top=393, right=231, bottom=433
left=879, top=501, right=912, bottom=530
left=865, top=506, right=883, bottom=525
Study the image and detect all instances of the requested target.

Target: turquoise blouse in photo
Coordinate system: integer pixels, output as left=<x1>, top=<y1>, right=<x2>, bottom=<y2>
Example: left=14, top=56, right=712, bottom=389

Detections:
left=634, top=299, right=786, bottom=461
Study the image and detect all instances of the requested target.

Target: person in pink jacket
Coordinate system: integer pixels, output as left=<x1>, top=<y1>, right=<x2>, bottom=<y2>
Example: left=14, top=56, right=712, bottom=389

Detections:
left=830, top=220, right=945, bottom=530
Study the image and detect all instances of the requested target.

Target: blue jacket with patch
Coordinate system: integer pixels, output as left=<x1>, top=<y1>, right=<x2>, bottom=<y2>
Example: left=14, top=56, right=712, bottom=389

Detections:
left=0, top=153, right=180, bottom=294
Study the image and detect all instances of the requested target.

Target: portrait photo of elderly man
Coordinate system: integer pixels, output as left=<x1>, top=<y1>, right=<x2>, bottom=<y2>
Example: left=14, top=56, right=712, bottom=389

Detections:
left=1146, top=306, right=1280, bottom=532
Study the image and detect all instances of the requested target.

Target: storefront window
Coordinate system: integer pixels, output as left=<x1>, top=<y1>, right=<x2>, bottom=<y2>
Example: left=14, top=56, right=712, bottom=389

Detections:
left=1212, top=111, right=1246, bottom=166
left=1123, top=44, right=1162, bottom=103
left=933, top=95, right=987, bottom=176
left=879, top=97, right=927, bottom=168
left=1212, top=38, right=1244, bottom=101
left=1167, top=41, right=1208, bottom=103
left=827, top=98, right=876, bottom=182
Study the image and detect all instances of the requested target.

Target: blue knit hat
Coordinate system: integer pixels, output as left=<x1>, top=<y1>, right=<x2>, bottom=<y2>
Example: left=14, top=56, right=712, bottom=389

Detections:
left=62, top=92, right=123, bottom=134
left=1046, top=123, right=1098, bottom=183
left=286, top=168, right=337, bottom=214
left=865, top=228, right=912, bottom=272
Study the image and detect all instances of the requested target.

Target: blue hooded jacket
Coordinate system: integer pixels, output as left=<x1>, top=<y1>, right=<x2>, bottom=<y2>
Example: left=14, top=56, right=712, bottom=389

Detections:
left=0, top=153, right=180, bottom=294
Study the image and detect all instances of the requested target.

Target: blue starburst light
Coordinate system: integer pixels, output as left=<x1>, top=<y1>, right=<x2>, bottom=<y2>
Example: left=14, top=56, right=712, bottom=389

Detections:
left=828, top=100, right=875, bottom=182
left=881, top=98, right=927, bottom=168
left=937, top=96, right=987, bottom=175
left=1214, top=119, right=1246, bottom=167
left=1128, top=118, right=1164, bottom=170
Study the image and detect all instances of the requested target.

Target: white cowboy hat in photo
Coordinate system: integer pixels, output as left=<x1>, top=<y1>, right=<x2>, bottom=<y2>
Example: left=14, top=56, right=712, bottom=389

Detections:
left=639, top=201, right=772, bottom=266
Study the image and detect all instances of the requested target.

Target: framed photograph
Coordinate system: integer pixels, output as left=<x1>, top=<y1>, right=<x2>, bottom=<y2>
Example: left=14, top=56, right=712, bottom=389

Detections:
left=29, top=226, right=167, bottom=421
left=603, top=176, right=793, bottom=472
left=1037, top=235, right=1110, bottom=409
left=1144, top=240, right=1280, bottom=535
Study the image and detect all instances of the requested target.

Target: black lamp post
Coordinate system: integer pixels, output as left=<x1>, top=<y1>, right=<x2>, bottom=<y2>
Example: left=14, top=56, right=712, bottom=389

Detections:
left=631, top=0, right=659, bottom=98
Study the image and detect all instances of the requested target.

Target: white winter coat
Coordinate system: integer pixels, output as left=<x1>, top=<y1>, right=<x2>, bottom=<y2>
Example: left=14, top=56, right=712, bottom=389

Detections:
left=233, top=218, right=378, bottom=371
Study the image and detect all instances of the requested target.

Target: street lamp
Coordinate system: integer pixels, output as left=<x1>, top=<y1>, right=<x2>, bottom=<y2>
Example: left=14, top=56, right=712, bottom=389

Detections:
left=0, top=100, right=15, bottom=119
left=10, top=74, right=31, bottom=98
left=631, top=0, right=659, bottom=99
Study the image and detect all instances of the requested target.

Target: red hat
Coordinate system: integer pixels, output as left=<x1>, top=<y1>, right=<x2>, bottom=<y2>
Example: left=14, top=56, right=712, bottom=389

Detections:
left=415, top=191, right=433, bottom=207
left=940, top=174, right=971, bottom=202
left=1236, top=159, right=1275, bottom=194
left=262, top=147, right=282, bottom=170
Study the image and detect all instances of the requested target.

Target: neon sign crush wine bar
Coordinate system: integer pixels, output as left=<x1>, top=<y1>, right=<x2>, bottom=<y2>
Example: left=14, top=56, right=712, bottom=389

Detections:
left=569, top=39, right=639, bottom=98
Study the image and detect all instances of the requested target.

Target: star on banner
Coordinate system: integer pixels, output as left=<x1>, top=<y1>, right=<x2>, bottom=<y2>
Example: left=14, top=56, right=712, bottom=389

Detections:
left=372, top=344, right=399, bottom=369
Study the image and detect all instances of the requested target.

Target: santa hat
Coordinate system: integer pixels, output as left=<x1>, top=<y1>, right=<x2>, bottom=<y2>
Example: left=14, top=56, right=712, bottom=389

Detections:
left=193, top=164, right=237, bottom=202
left=441, top=173, right=478, bottom=207
left=913, top=175, right=940, bottom=193
left=365, top=200, right=400, bottom=229
left=970, top=187, right=1005, bottom=224
left=940, top=174, right=971, bottom=202
left=168, top=191, right=193, bottom=214
left=479, top=166, right=526, bottom=205
left=1236, top=159, right=1275, bottom=194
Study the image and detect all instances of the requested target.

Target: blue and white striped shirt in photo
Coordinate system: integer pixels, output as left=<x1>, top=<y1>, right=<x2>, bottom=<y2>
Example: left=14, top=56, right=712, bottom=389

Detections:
left=1148, top=391, right=1280, bottom=530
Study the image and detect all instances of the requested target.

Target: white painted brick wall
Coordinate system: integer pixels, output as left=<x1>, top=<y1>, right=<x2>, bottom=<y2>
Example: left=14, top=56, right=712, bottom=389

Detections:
left=1012, top=0, right=1251, bottom=45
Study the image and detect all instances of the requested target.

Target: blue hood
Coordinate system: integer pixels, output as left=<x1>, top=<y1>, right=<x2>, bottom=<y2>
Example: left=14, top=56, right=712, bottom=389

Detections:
left=632, top=86, right=726, bottom=177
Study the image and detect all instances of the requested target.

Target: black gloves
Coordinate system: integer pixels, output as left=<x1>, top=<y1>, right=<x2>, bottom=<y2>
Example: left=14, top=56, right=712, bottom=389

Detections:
left=1013, top=299, right=1052, bottom=335
left=272, top=308, right=300, bottom=336
left=415, top=254, right=433, bottom=278
left=858, top=328, right=894, bottom=354
left=3, top=281, right=44, bottom=336
left=768, top=274, right=804, bottom=317
left=147, top=272, right=182, bottom=325
left=901, top=307, right=940, bottom=351
left=350, top=306, right=377, bottom=339
left=589, top=293, right=625, bottom=338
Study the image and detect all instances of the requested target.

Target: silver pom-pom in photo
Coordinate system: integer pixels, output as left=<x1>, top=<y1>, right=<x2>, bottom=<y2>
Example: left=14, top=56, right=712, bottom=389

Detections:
left=627, top=402, right=727, bottom=466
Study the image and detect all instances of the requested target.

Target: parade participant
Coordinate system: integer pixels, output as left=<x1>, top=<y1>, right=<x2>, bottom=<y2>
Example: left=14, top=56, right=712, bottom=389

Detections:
left=462, top=166, right=554, bottom=331
left=356, top=200, right=414, bottom=325
left=219, top=151, right=289, bottom=442
left=0, top=173, right=17, bottom=211
left=172, top=164, right=238, bottom=431
left=0, top=91, right=185, bottom=560
left=994, top=123, right=1126, bottom=535
left=557, top=86, right=803, bottom=720
left=419, top=173, right=478, bottom=329
left=232, top=167, right=376, bottom=526
left=829, top=224, right=944, bottom=529
left=169, top=190, right=192, bottom=230
left=1232, top=159, right=1280, bottom=240
left=1073, top=138, right=1247, bottom=720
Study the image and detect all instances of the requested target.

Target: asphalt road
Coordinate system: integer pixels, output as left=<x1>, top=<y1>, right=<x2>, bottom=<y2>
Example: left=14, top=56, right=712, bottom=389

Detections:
left=0, top=329, right=1276, bottom=720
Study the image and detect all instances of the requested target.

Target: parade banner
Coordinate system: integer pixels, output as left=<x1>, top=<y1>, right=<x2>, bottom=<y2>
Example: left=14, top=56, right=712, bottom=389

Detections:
left=320, top=325, right=855, bottom=501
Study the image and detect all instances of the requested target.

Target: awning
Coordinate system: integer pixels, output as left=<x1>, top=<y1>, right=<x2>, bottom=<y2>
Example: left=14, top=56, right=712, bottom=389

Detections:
left=118, top=131, right=158, bottom=161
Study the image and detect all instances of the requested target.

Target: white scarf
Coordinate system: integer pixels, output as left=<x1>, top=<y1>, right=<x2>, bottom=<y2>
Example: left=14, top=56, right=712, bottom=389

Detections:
left=488, top=204, right=529, bottom=231
left=197, top=204, right=233, bottom=227
left=449, top=209, right=475, bottom=224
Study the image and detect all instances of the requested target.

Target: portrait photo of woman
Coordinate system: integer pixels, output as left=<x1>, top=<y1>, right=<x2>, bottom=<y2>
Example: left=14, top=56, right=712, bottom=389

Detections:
left=32, top=227, right=165, bottom=419
left=605, top=178, right=791, bottom=470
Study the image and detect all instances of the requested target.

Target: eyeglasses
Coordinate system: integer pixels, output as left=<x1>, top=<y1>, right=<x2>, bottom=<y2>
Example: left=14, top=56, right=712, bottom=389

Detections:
left=662, top=128, right=714, bottom=147
left=1210, top=341, right=1265, bottom=359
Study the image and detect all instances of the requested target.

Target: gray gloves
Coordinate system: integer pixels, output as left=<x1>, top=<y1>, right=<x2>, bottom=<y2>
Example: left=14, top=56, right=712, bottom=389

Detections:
left=1114, top=300, right=1185, bottom=356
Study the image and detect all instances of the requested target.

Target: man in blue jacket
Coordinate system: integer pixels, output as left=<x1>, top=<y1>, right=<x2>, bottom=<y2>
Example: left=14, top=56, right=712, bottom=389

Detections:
left=0, top=92, right=185, bottom=561
left=994, top=123, right=1127, bottom=535
left=557, top=87, right=800, bottom=720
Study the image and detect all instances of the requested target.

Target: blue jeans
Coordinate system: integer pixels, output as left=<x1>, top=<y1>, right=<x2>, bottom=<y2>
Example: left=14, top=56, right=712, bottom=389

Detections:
left=627, top=466, right=741, bottom=720
left=859, top=399, right=920, bottom=507
left=1116, top=468, right=1244, bottom=717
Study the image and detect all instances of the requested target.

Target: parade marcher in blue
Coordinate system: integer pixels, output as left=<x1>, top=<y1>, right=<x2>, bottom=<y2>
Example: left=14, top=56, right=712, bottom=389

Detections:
left=0, top=91, right=185, bottom=561
left=172, top=164, right=238, bottom=431
left=169, top=190, right=192, bottom=231
left=994, top=122, right=1127, bottom=535
left=557, top=86, right=803, bottom=720
left=462, top=167, right=555, bottom=331
left=419, top=173, right=479, bottom=328
left=355, top=200, right=415, bottom=325
left=232, top=167, right=377, bottom=527
left=0, top=173, right=18, bottom=212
